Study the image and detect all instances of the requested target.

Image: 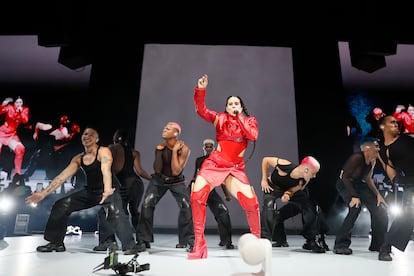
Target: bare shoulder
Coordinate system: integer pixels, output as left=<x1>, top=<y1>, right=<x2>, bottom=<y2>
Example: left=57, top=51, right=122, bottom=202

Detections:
left=98, top=145, right=111, bottom=155
left=71, top=153, right=83, bottom=164
left=132, top=148, right=141, bottom=157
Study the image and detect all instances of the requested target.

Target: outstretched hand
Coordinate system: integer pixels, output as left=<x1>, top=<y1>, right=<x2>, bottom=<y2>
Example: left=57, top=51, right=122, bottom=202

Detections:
left=25, top=192, right=46, bottom=205
left=2, top=97, right=13, bottom=105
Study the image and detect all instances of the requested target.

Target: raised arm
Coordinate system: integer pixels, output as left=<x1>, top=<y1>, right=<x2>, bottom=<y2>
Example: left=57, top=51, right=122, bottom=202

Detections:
left=194, top=74, right=217, bottom=123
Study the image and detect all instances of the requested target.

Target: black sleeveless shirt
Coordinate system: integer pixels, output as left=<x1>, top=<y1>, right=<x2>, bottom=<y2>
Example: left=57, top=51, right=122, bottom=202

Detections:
left=380, top=134, right=414, bottom=176
left=116, top=144, right=136, bottom=179
left=81, top=146, right=107, bottom=192
left=270, top=161, right=305, bottom=190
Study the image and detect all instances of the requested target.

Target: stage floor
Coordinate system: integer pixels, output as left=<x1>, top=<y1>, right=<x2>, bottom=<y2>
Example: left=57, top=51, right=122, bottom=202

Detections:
left=0, top=233, right=413, bottom=276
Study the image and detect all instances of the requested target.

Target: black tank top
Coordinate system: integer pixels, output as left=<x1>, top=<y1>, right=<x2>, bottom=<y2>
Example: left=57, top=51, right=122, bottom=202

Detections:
left=154, top=147, right=183, bottom=178
left=270, top=161, right=304, bottom=190
left=116, top=144, right=136, bottom=179
left=81, top=146, right=105, bottom=192
left=380, top=134, right=414, bottom=176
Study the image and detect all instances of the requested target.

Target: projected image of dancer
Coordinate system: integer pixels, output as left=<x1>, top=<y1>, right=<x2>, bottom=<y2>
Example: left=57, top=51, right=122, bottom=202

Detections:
left=0, top=97, right=29, bottom=179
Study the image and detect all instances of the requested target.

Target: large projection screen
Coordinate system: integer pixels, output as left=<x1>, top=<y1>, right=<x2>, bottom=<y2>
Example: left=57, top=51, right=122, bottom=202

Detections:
left=135, top=44, right=298, bottom=229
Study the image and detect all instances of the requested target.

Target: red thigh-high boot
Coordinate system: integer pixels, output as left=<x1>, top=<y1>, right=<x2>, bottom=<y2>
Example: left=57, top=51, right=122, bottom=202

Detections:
left=188, top=185, right=210, bottom=259
left=237, top=191, right=261, bottom=238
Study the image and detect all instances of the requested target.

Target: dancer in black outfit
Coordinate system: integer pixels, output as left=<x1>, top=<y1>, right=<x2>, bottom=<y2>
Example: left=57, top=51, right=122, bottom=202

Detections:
left=94, top=129, right=152, bottom=251
left=260, top=155, right=326, bottom=253
left=25, top=127, right=138, bottom=255
left=136, top=122, right=194, bottom=251
left=271, top=193, right=330, bottom=251
left=190, top=139, right=234, bottom=249
left=377, top=115, right=414, bottom=261
left=333, top=137, right=388, bottom=255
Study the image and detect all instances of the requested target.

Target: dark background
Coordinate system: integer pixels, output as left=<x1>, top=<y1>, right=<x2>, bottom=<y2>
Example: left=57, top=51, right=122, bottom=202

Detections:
left=1, top=3, right=413, bottom=235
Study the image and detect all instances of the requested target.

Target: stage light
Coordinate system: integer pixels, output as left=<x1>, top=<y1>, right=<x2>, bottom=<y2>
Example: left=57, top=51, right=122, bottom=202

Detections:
left=389, top=204, right=402, bottom=216
left=0, top=194, right=15, bottom=214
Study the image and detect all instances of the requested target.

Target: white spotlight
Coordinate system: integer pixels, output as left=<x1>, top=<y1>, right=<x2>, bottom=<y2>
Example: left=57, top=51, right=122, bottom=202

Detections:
left=390, top=204, right=402, bottom=216
left=0, top=194, right=15, bottom=214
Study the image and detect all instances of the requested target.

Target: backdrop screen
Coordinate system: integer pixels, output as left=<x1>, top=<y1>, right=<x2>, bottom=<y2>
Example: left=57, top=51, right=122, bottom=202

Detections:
left=0, top=36, right=93, bottom=233
left=135, top=44, right=298, bottom=229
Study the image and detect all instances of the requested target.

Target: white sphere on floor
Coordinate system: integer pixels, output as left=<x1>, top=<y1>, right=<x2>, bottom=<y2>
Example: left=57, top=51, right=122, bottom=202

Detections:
left=238, top=233, right=265, bottom=265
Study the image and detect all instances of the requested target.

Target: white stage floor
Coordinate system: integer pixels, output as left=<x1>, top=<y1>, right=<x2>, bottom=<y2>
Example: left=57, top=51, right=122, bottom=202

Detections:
left=1, top=233, right=413, bottom=276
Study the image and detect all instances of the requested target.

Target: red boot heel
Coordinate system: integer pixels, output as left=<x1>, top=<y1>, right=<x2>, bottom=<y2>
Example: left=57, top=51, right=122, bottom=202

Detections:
left=188, top=242, right=208, bottom=259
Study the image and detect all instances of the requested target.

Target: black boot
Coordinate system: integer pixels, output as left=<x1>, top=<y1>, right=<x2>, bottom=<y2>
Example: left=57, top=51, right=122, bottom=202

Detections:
left=378, top=243, right=392, bottom=261
left=318, top=235, right=330, bottom=251
left=303, top=239, right=326, bottom=253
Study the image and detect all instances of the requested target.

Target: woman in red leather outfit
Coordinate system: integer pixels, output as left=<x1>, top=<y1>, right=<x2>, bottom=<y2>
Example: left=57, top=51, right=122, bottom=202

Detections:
left=188, top=74, right=260, bottom=259
left=0, top=97, right=29, bottom=177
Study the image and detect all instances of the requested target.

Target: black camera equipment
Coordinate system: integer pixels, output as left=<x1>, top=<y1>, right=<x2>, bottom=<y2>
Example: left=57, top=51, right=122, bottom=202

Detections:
left=93, top=249, right=150, bottom=275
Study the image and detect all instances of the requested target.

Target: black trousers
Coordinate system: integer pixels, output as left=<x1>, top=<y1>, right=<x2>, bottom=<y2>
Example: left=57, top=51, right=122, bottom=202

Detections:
left=261, top=186, right=318, bottom=241
left=207, top=188, right=233, bottom=244
left=334, top=179, right=388, bottom=249
left=384, top=186, right=414, bottom=251
left=97, top=175, right=145, bottom=243
left=137, top=175, right=194, bottom=244
left=43, top=188, right=136, bottom=250
left=272, top=202, right=302, bottom=242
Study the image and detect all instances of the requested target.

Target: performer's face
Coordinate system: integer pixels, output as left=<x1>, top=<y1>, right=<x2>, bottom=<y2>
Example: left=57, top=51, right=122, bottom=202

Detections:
left=382, top=116, right=399, bottom=135
left=162, top=123, right=179, bottom=139
left=14, top=98, right=23, bottom=108
left=226, top=96, right=242, bottom=116
left=365, top=142, right=380, bottom=161
left=204, top=143, right=214, bottom=154
left=81, top=128, right=99, bottom=146
left=303, top=167, right=318, bottom=182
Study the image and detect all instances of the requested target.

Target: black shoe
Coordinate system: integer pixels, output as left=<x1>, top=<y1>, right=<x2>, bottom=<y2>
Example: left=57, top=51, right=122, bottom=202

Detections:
left=378, top=244, right=392, bottom=261
left=37, top=242, right=66, bottom=252
left=176, top=243, right=187, bottom=248
left=225, top=243, right=235, bottom=249
left=123, top=247, right=139, bottom=255
left=93, top=241, right=119, bottom=251
left=218, top=241, right=225, bottom=246
left=303, top=240, right=326, bottom=253
left=187, top=240, right=194, bottom=252
left=136, top=240, right=150, bottom=252
left=318, top=238, right=330, bottom=251
left=176, top=241, right=194, bottom=252
left=369, top=245, right=380, bottom=252
left=333, top=247, right=353, bottom=255
left=378, top=251, right=392, bottom=261
left=272, top=241, right=289, bottom=247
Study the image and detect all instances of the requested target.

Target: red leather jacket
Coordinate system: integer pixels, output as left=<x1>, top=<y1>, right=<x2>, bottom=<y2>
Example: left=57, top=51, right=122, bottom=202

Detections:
left=194, top=86, right=258, bottom=148
left=0, top=104, right=29, bottom=133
